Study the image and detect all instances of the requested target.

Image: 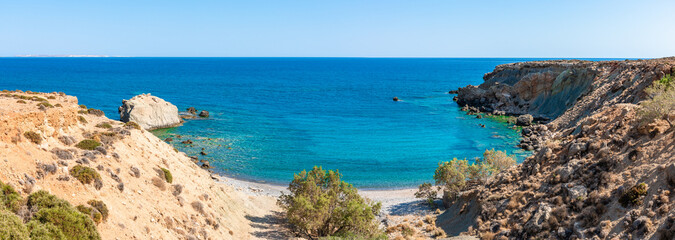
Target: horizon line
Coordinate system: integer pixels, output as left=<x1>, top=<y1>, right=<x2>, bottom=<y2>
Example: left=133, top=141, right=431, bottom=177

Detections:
left=0, top=55, right=660, bottom=59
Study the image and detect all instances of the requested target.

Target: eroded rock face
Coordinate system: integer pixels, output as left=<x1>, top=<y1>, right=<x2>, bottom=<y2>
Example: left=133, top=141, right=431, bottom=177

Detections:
left=457, top=59, right=675, bottom=130
left=118, top=94, right=181, bottom=130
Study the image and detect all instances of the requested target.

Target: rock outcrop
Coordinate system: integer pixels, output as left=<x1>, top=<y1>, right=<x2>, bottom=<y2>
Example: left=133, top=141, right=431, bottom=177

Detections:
left=0, top=91, right=278, bottom=239
left=118, top=94, right=182, bottom=130
left=457, top=58, right=675, bottom=130
left=445, top=58, right=675, bottom=239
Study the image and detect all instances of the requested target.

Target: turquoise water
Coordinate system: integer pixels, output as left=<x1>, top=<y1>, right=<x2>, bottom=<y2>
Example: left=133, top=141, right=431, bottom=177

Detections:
left=0, top=58, right=534, bottom=188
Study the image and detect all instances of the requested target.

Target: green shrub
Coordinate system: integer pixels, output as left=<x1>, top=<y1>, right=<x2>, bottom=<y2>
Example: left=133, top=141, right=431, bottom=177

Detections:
left=33, top=207, right=100, bottom=240
left=160, top=168, right=173, bottom=183
left=16, top=100, right=26, bottom=104
left=27, top=190, right=72, bottom=210
left=79, top=104, right=87, bottom=109
left=414, top=182, right=437, bottom=207
left=86, top=200, right=108, bottom=222
left=24, top=131, right=42, bottom=144
left=0, top=183, right=23, bottom=212
left=26, top=221, right=66, bottom=240
left=69, top=165, right=102, bottom=185
left=0, top=210, right=29, bottom=240
left=37, top=102, right=54, bottom=108
left=78, top=116, right=88, bottom=124
left=75, top=205, right=102, bottom=224
left=75, top=139, right=101, bottom=150
left=619, top=182, right=648, bottom=207
left=124, top=121, right=141, bottom=130
left=78, top=110, right=88, bottom=114
left=638, top=75, right=675, bottom=126
left=54, top=103, right=62, bottom=107
left=87, top=109, right=104, bottom=117
left=95, top=123, right=112, bottom=129
left=429, top=149, right=516, bottom=201
left=277, top=166, right=383, bottom=239
left=434, top=158, right=469, bottom=199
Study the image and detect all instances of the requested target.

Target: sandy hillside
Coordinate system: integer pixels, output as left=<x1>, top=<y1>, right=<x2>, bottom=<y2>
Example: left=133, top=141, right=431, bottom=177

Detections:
left=0, top=90, right=282, bottom=240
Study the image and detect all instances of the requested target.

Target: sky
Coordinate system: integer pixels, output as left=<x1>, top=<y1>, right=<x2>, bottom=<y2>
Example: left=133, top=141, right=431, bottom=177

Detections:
left=1, top=0, right=674, bottom=58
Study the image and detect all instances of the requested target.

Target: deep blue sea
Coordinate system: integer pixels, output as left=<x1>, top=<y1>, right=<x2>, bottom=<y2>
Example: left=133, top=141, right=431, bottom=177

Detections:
left=0, top=58, right=558, bottom=188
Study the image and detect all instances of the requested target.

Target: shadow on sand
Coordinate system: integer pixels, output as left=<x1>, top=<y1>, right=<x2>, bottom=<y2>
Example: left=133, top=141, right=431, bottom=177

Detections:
left=245, top=211, right=293, bottom=239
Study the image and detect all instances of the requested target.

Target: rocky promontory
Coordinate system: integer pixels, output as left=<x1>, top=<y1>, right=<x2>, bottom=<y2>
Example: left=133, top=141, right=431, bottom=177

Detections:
left=445, top=58, right=675, bottom=239
left=118, top=94, right=182, bottom=130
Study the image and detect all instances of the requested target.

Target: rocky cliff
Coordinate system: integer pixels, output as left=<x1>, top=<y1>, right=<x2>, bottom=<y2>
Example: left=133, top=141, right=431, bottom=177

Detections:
left=447, top=58, right=675, bottom=239
left=457, top=58, right=675, bottom=130
left=119, top=94, right=182, bottom=130
left=0, top=91, right=277, bottom=239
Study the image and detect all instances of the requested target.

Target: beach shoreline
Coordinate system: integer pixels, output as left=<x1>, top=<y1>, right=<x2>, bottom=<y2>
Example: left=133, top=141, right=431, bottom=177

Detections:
left=216, top=174, right=432, bottom=216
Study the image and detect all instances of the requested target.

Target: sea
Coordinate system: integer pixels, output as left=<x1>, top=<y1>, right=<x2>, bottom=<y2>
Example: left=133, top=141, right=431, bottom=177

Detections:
left=0, top=57, right=577, bottom=188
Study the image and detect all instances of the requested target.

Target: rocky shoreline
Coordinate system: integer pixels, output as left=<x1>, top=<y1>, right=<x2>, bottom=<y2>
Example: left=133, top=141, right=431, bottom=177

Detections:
left=445, top=58, right=675, bottom=239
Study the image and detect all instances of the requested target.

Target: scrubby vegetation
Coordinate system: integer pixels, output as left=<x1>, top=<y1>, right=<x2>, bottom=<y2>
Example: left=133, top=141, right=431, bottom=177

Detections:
left=619, top=182, right=649, bottom=207
left=23, top=131, right=42, bottom=144
left=160, top=168, right=173, bottom=183
left=0, top=210, right=29, bottom=239
left=75, top=139, right=101, bottom=150
left=277, top=166, right=384, bottom=239
left=36, top=102, right=54, bottom=108
left=1, top=182, right=23, bottom=212
left=86, top=200, right=108, bottom=222
left=416, top=149, right=515, bottom=204
left=1, top=190, right=100, bottom=240
left=87, top=108, right=104, bottom=117
left=124, top=121, right=141, bottom=130
left=69, top=165, right=102, bottom=186
left=95, top=122, right=112, bottom=129
left=638, top=74, right=675, bottom=126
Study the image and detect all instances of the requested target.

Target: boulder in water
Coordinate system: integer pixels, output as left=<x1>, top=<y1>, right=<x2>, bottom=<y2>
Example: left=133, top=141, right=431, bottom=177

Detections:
left=393, top=97, right=399, bottom=101
left=198, top=110, right=209, bottom=117
left=118, top=93, right=181, bottom=130
left=186, top=107, right=197, bottom=115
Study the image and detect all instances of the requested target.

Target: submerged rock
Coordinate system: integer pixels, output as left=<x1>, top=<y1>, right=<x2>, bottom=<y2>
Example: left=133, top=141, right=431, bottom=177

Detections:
left=118, top=93, right=181, bottom=130
left=187, top=107, right=197, bottom=115
left=198, top=110, right=209, bottom=118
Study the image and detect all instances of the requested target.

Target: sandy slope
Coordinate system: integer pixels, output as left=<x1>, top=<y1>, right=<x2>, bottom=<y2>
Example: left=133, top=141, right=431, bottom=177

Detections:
left=0, top=91, right=281, bottom=240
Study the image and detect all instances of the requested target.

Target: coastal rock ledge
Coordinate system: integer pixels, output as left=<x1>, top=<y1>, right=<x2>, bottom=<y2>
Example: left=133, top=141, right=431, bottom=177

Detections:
left=118, top=93, right=182, bottom=130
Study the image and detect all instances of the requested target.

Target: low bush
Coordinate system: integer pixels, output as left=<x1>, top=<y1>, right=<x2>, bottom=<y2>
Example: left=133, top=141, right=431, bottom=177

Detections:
left=33, top=206, right=100, bottom=240
left=69, top=165, right=102, bottom=185
left=27, top=190, right=72, bottom=210
left=86, top=200, right=108, bottom=222
left=16, top=100, right=26, bottom=104
left=78, top=116, right=88, bottom=124
left=0, top=210, right=30, bottom=240
left=24, top=131, right=42, bottom=144
left=638, top=74, right=675, bottom=126
left=160, top=168, right=173, bottom=183
left=414, top=183, right=437, bottom=207
left=95, top=123, right=112, bottom=129
left=26, top=220, right=66, bottom=239
left=75, top=205, right=102, bottom=224
left=277, top=166, right=383, bottom=239
left=418, top=149, right=516, bottom=204
left=37, top=102, right=54, bottom=108
left=75, top=139, right=101, bottom=150
left=54, top=103, right=62, bottom=107
left=27, top=191, right=100, bottom=240
left=1, top=183, right=22, bottom=212
left=79, top=104, right=87, bottom=109
left=87, top=109, right=104, bottom=117
left=124, top=121, right=141, bottom=130
left=619, top=182, right=648, bottom=207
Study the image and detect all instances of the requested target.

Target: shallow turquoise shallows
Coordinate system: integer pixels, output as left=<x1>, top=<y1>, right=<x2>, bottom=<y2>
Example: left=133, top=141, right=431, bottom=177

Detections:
left=0, top=58, right=553, bottom=188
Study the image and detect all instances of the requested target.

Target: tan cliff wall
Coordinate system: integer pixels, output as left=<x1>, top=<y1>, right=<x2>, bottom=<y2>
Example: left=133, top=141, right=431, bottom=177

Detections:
left=457, top=58, right=675, bottom=130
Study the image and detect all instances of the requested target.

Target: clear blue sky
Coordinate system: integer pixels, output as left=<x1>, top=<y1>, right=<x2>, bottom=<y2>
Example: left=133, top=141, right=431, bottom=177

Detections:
left=1, top=0, right=673, bottom=58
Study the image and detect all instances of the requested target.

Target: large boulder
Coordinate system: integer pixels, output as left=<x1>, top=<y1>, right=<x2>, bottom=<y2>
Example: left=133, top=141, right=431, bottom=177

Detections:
left=516, top=114, right=534, bottom=126
left=118, top=94, right=181, bottom=130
